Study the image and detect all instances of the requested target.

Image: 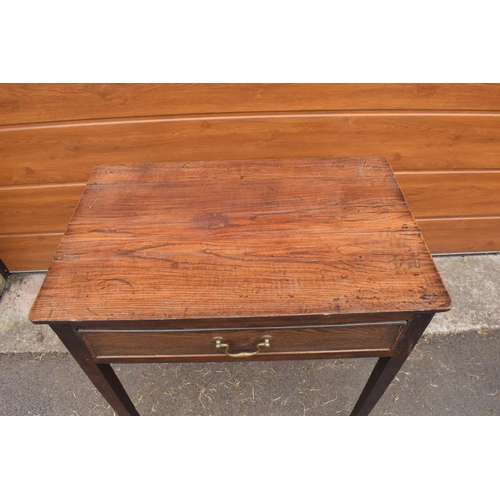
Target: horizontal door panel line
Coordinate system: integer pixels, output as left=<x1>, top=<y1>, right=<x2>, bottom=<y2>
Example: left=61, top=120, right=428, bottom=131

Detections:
left=432, top=251, right=500, bottom=256
left=2, top=110, right=500, bottom=132
left=396, top=169, right=500, bottom=175
left=5, top=109, right=500, bottom=129
left=3, top=171, right=500, bottom=191
left=0, top=170, right=500, bottom=191
left=0, top=182, right=86, bottom=191
left=0, top=231, right=64, bottom=239
left=417, top=215, right=500, bottom=222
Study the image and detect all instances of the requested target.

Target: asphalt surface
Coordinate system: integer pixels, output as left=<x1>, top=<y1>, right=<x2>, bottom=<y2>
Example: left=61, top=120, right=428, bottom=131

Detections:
left=1, top=330, right=498, bottom=416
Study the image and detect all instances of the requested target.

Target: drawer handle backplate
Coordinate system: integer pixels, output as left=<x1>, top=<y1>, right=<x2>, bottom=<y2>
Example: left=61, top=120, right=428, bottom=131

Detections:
left=214, top=336, right=271, bottom=358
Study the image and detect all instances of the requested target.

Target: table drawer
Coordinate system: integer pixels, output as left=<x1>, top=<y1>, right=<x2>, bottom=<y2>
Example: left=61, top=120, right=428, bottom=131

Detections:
left=79, top=321, right=407, bottom=361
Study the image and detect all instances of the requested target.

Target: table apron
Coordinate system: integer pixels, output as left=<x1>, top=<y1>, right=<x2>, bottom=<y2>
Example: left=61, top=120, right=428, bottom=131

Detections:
left=77, top=321, right=407, bottom=363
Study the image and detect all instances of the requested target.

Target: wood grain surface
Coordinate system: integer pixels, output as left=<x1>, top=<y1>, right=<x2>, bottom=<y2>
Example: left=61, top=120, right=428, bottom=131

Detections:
left=416, top=217, right=500, bottom=253
left=396, top=172, right=500, bottom=218
left=79, top=321, right=406, bottom=362
left=0, top=184, right=85, bottom=234
left=4, top=169, right=499, bottom=235
left=29, top=158, right=451, bottom=324
left=0, top=233, right=62, bottom=271
left=5, top=216, right=498, bottom=271
left=2, top=113, right=500, bottom=186
left=2, top=84, right=499, bottom=125
left=2, top=84, right=500, bottom=270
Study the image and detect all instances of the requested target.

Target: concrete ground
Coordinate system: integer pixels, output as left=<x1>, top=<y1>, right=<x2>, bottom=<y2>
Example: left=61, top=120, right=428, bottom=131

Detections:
left=0, top=254, right=499, bottom=416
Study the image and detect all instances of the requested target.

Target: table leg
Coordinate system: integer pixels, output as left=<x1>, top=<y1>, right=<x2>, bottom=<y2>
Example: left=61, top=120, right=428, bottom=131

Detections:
left=350, top=313, right=434, bottom=416
left=51, top=324, right=139, bottom=416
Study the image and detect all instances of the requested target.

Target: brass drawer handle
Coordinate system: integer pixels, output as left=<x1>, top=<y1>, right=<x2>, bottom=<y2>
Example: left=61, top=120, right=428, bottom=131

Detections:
left=214, top=336, right=271, bottom=358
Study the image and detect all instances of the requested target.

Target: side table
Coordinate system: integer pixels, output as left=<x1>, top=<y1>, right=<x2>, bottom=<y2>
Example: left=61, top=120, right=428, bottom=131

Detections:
left=29, top=158, right=451, bottom=415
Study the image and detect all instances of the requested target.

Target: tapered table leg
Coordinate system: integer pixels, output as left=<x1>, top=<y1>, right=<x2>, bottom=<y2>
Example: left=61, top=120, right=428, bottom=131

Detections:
left=351, top=313, right=435, bottom=416
left=51, top=324, right=139, bottom=416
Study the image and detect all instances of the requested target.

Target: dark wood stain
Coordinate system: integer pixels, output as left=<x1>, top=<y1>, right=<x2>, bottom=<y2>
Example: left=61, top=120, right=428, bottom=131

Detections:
left=29, top=158, right=451, bottom=416
left=79, top=322, right=407, bottom=361
left=30, top=158, right=450, bottom=324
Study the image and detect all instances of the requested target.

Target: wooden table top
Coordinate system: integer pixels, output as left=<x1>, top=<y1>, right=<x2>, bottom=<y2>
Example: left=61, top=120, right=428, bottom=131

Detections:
left=30, top=158, right=451, bottom=325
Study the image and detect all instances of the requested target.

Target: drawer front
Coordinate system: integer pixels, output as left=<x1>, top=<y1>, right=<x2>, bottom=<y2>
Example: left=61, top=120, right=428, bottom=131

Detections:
left=79, top=321, right=407, bottom=361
